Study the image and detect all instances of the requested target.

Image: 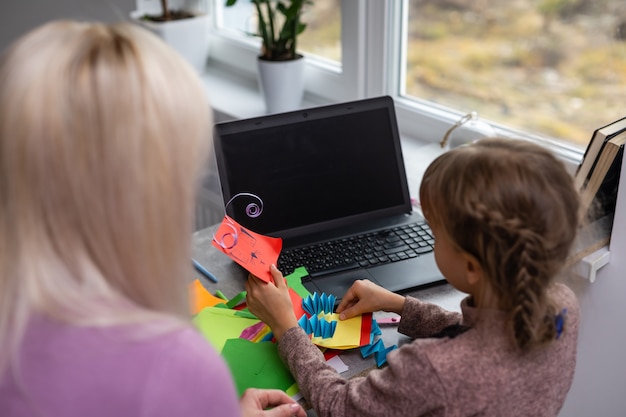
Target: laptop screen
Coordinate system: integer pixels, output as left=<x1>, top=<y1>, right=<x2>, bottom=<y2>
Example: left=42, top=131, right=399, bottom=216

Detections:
left=214, top=96, right=412, bottom=239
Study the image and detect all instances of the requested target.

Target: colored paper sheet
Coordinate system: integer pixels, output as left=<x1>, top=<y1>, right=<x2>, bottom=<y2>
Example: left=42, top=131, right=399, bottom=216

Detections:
left=360, top=313, right=373, bottom=346
left=226, top=291, right=247, bottom=309
left=289, top=287, right=306, bottom=319
left=284, top=267, right=312, bottom=298
left=193, top=306, right=261, bottom=352
left=326, top=355, right=349, bottom=373
left=189, top=279, right=224, bottom=315
left=239, top=321, right=273, bottom=343
left=311, top=312, right=370, bottom=350
left=211, top=215, right=282, bottom=282
left=221, top=339, right=296, bottom=396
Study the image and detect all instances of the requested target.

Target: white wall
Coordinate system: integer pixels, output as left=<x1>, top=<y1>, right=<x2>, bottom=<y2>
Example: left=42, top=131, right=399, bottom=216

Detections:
left=559, top=149, right=626, bottom=417
left=0, top=0, right=134, bottom=53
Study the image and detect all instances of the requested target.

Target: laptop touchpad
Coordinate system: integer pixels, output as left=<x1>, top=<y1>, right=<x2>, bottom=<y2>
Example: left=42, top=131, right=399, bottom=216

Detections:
left=301, top=268, right=381, bottom=301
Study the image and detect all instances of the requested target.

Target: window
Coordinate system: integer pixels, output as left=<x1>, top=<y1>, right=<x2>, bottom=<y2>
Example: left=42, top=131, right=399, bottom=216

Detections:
left=219, top=0, right=341, bottom=63
left=400, top=0, right=626, bottom=148
left=211, top=0, right=358, bottom=101
left=209, top=0, right=623, bottom=157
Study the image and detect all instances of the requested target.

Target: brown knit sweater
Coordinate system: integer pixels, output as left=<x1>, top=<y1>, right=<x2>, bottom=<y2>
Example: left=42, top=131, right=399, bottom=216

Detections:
left=277, top=283, right=579, bottom=417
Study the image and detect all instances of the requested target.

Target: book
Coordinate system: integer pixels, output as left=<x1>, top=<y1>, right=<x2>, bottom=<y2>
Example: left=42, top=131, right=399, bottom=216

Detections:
left=574, top=116, right=626, bottom=191
left=579, top=131, right=626, bottom=222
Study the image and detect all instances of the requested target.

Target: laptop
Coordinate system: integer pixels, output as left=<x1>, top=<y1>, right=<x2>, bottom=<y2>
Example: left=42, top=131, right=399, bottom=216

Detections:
left=213, top=96, right=444, bottom=299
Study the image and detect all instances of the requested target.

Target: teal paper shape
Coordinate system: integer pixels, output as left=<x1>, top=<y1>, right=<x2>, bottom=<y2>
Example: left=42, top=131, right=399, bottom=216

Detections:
left=360, top=338, right=397, bottom=367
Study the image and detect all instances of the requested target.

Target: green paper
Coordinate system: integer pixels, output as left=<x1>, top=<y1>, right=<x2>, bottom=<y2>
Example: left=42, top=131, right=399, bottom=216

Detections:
left=193, top=307, right=260, bottom=352
left=221, top=339, right=296, bottom=396
left=285, top=267, right=312, bottom=298
left=226, top=291, right=247, bottom=308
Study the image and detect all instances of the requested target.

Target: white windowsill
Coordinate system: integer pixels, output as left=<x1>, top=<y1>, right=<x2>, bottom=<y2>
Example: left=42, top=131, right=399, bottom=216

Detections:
left=200, top=60, right=331, bottom=122
left=574, top=246, right=611, bottom=283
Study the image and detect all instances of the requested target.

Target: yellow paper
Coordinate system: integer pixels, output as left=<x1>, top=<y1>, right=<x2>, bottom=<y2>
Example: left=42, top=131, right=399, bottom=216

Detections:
left=311, top=313, right=363, bottom=350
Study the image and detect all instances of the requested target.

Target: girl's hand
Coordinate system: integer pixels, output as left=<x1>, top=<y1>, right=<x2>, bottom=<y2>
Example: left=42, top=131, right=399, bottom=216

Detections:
left=335, top=279, right=406, bottom=320
left=245, top=265, right=299, bottom=341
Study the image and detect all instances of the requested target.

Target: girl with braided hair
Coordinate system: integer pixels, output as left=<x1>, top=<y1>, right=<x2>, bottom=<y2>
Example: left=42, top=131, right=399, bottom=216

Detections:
left=246, top=137, right=580, bottom=417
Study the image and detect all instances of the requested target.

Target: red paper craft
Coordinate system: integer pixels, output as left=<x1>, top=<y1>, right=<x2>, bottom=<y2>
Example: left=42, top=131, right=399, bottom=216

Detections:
left=212, top=215, right=282, bottom=282
left=359, top=313, right=373, bottom=346
left=288, top=287, right=305, bottom=319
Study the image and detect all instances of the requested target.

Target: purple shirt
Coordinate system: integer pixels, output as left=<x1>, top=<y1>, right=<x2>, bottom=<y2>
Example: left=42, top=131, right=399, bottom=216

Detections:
left=0, top=316, right=240, bottom=416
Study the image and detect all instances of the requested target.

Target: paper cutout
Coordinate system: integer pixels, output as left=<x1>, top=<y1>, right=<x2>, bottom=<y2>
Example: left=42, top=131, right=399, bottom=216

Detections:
left=221, top=339, right=296, bottom=396
left=212, top=215, right=282, bottom=282
left=192, top=268, right=384, bottom=403
left=239, top=321, right=273, bottom=343
left=193, top=306, right=261, bottom=352
left=288, top=287, right=306, bottom=319
left=299, top=293, right=338, bottom=339
left=297, top=292, right=372, bottom=350
left=360, top=338, right=397, bottom=367
left=302, top=292, right=336, bottom=316
left=326, top=355, right=349, bottom=373
left=359, top=313, right=373, bottom=346
left=298, top=313, right=338, bottom=339
left=226, top=291, right=247, bottom=309
left=189, top=279, right=224, bottom=315
left=284, top=267, right=312, bottom=298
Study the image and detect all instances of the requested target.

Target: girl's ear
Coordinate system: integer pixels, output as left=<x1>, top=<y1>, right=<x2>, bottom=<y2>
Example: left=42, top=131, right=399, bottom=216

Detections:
left=464, top=253, right=483, bottom=286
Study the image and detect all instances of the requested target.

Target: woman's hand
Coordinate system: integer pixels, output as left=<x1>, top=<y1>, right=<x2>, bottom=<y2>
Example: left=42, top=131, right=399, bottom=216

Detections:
left=335, top=279, right=406, bottom=320
left=245, top=265, right=299, bottom=341
left=239, top=388, right=306, bottom=417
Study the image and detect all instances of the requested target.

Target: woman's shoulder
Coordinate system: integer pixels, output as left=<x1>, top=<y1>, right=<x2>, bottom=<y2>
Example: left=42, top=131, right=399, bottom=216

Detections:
left=14, top=317, right=239, bottom=416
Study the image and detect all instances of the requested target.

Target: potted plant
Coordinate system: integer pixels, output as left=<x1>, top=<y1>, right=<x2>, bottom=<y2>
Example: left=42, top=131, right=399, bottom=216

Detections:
left=131, top=0, right=211, bottom=73
left=225, top=0, right=312, bottom=113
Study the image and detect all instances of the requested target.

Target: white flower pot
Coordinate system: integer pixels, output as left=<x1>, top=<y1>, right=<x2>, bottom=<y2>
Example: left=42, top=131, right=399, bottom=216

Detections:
left=257, top=56, right=305, bottom=114
left=131, top=10, right=210, bottom=74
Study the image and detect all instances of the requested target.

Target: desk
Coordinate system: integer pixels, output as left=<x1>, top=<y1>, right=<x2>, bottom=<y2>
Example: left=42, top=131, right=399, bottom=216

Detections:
left=192, top=225, right=466, bottom=381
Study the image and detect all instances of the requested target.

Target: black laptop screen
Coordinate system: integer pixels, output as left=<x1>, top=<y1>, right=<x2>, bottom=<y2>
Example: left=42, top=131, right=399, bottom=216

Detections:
left=214, top=97, right=412, bottom=239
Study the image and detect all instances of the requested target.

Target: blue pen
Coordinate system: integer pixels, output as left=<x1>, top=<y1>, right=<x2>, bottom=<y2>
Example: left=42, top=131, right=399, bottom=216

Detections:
left=192, top=258, right=219, bottom=283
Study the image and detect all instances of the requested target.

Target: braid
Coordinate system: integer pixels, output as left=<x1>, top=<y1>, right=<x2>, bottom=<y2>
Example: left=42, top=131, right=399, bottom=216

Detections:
left=467, top=204, right=558, bottom=351
left=503, top=230, right=561, bottom=351
left=509, top=238, right=557, bottom=351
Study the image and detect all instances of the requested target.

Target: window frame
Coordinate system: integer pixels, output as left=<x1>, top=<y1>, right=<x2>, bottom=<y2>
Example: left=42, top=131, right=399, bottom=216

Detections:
left=208, top=0, right=367, bottom=102
left=207, top=0, right=583, bottom=167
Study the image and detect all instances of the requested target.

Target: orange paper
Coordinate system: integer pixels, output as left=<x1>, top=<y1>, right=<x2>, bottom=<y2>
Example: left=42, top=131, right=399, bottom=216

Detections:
left=212, top=215, right=282, bottom=282
left=189, top=279, right=224, bottom=314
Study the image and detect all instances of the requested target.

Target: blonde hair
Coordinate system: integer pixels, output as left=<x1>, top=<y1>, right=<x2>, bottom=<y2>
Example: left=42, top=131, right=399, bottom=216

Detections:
left=0, top=21, right=212, bottom=371
left=420, top=138, right=579, bottom=351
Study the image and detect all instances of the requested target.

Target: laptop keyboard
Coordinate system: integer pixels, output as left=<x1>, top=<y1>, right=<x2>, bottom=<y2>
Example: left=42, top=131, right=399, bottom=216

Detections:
left=277, top=221, right=435, bottom=277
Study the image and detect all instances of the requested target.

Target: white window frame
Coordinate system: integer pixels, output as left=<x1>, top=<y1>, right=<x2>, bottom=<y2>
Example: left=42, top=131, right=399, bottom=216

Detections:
left=208, top=0, right=367, bottom=102
left=207, top=0, right=583, bottom=167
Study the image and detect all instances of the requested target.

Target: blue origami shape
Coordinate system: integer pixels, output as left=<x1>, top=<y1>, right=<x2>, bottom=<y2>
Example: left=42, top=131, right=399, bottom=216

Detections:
left=371, top=319, right=382, bottom=336
left=298, top=313, right=337, bottom=339
left=360, top=338, right=397, bottom=367
left=302, top=292, right=336, bottom=316
left=298, top=292, right=339, bottom=340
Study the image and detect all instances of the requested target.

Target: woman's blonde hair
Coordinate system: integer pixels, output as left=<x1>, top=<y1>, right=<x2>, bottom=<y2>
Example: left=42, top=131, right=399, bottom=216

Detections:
left=420, top=138, right=579, bottom=351
left=0, top=21, right=212, bottom=371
